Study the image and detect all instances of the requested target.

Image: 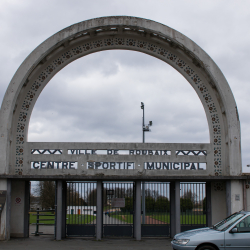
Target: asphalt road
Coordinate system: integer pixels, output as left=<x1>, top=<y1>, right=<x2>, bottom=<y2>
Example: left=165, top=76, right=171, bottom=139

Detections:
left=22, top=224, right=173, bottom=250
left=0, top=236, right=173, bottom=250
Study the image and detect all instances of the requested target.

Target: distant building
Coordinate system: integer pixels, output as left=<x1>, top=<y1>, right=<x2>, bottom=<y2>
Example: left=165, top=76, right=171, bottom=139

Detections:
left=67, top=206, right=96, bottom=216
left=30, top=196, right=41, bottom=210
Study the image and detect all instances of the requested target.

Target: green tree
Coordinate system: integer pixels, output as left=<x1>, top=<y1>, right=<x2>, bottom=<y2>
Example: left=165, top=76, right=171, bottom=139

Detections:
left=125, top=187, right=134, bottom=197
left=120, top=197, right=133, bottom=212
left=180, top=197, right=193, bottom=212
left=203, top=197, right=206, bottom=212
left=37, top=181, right=55, bottom=209
left=67, top=185, right=87, bottom=206
left=145, top=196, right=155, bottom=211
left=182, top=189, right=197, bottom=204
left=180, top=189, right=196, bottom=212
left=87, top=188, right=107, bottom=206
left=145, top=189, right=159, bottom=200
left=155, top=196, right=170, bottom=212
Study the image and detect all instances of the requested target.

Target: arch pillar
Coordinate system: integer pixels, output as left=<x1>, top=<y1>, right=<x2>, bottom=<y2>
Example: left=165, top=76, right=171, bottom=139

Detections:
left=9, top=180, right=29, bottom=238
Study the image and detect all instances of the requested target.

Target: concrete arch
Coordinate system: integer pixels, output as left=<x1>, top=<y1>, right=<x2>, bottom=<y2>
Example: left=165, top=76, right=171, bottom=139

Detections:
left=0, top=16, right=241, bottom=176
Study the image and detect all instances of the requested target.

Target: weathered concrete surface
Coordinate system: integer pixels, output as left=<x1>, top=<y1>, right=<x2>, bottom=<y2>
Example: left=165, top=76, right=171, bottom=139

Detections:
left=29, top=225, right=54, bottom=236
left=0, top=15, right=244, bottom=241
left=10, top=181, right=26, bottom=237
left=0, top=237, right=172, bottom=250
left=0, top=16, right=241, bottom=177
left=0, top=179, right=7, bottom=240
left=246, top=179, right=250, bottom=210
left=211, top=181, right=227, bottom=225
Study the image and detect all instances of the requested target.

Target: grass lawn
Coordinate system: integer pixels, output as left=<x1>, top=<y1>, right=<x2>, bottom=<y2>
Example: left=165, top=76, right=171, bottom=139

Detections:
left=110, top=212, right=206, bottom=225
left=29, top=212, right=55, bottom=224
left=150, top=213, right=206, bottom=225
left=30, top=211, right=206, bottom=225
left=29, top=212, right=95, bottom=225
left=66, top=214, right=95, bottom=224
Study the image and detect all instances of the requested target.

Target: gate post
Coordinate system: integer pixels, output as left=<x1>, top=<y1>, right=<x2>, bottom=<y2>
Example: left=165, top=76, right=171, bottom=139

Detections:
left=226, top=180, right=244, bottom=215
left=206, top=182, right=212, bottom=227
left=96, top=180, right=102, bottom=240
left=0, top=179, right=10, bottom=240
left=226, top=180, right=231, bottom=216
left=61, top=181, right=67, bottom=238
left=134, top=180, right=141, bottom=240
left=6, top=179, right=11, bottom=240
left=56, top=180, right=63, bottom=240
left=10, top=180, right=29, bottom=238
left=170, top=181, right=180, bottom=238
left=23, top=181, right=30, bottom=237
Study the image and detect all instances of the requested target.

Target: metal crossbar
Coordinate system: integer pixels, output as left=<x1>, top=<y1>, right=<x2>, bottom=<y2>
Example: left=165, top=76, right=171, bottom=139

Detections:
left=31, top=208, right=55, bottom=236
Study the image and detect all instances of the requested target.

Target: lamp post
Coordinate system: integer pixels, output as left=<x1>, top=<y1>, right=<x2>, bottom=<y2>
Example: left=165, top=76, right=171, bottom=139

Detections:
left=141, top=102, right=153, bottom=224
left=141, top=102, right=153, bottom=143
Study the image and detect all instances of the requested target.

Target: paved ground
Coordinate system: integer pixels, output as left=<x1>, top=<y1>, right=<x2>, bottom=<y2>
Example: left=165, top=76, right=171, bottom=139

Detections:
left=0, top=236, right=173, bottom=250
left=23, top=225, right=173, bottom=250
left=21, top=224, right=173, bottom=250
left=102, top=214, right=127, bottom=224
left=144, top=216, right=167, bottom=224
left=29, top=224, right=54, bottom=235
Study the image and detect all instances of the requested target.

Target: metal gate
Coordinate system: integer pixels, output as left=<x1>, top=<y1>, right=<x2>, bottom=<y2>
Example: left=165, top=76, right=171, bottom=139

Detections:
left=103, top=182, right=134, bottom=237
left=65, top=181, right=206, bottom=237
left=141, top=182, right=170, bottom=237
left=180, top=182, right=206, bottom=232
left=66, top=182, right=97, bottom=237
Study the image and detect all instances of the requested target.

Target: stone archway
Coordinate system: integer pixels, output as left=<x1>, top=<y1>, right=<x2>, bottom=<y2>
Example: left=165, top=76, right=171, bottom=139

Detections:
left=0, top=15, right=244, bottom=241
left=0, top=16, right=241, bottom=177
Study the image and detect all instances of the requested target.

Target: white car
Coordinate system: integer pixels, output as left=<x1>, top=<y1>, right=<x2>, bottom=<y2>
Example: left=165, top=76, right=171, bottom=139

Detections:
left=171, top=211, right=250, bottom=250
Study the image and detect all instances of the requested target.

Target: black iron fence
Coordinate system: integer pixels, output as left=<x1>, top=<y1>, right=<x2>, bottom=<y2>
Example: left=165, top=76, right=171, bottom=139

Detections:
left=102, top=182, right=134, bottom=237
left=180, top=182, right=206, bottom=232
left=141, top=182, right=170, bottom=236
left=65, top=181, right=207, bottom=237
left=30, top=208, right=55, bottom=236
left=66, top=182, right=97, bottom=237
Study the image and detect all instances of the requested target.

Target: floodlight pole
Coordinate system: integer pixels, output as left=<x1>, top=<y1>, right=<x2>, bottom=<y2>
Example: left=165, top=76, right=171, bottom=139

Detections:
left=142, top=102, right=145, bottom=143
left=141, top=102, right=153, bottom=225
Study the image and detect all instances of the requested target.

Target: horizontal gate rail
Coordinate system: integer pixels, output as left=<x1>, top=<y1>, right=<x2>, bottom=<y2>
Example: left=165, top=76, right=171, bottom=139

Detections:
left=31, top=208, right=55, bottom=236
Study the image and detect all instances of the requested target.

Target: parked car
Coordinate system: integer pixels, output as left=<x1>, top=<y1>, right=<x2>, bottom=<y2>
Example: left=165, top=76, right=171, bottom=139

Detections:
left=171, top=211, right=250, bottom=250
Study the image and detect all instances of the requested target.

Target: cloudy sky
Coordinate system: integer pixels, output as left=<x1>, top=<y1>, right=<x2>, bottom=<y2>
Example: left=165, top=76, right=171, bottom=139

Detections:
left=1, top=0, right=250, bottom=173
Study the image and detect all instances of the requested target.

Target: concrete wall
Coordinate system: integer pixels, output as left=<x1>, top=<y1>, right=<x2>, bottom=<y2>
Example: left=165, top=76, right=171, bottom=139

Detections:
left=0, top=201, right=7, bottom=240
left=10, top=181, right=26, bottom=237
left=0, top=179, right=7, bottom=240
left=211, top=181, right=227, bottom=225
left=230, top=180, right=244, bottom=213
left=246, top=180, right=250, bottom=211
left=211, top=180, right=247, bottom=226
